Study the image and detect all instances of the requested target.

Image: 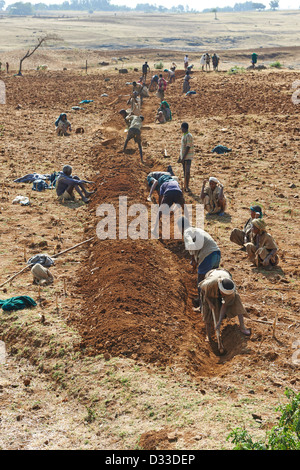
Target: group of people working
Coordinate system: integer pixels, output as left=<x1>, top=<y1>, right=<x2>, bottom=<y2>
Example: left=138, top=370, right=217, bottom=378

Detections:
left=147, top=164, right=278, bottom=353
left=52, top=60, right=279, bottom=354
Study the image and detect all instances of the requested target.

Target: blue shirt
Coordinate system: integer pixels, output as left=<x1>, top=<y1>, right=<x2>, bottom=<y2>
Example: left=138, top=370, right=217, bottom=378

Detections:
left=160, top=180, right=181, bottom=196
left=56, top=173, right=88, bottom=196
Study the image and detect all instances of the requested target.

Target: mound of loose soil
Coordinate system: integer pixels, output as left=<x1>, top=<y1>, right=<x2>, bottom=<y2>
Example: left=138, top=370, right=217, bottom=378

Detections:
left=0, top=54, right=299, bottom=450
left=63, top=64, right=300, bottom=384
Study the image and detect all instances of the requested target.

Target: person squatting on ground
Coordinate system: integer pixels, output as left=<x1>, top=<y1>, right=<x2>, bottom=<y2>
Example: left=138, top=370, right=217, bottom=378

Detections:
left=245, top=218, right=279, bottom=268
left=31, top=263, right=54, bottom=286
left=178, top=216, right=221, bottom=308
left=178, top=122, right=194, bottom=192
left=155, top=110, right=166, bottom=124
left=230, top=204, right=263, bottom=249
left=199, top=268, right=251, bottom=354
left=56, top=165, right=95, bottom=204
left=123, top=114, right=144, bottom=163
left=160, top=101, right=172, bottom=121
left=201, top=177, right=226, bottom=215
left=55, top=113, right=71, bottom=136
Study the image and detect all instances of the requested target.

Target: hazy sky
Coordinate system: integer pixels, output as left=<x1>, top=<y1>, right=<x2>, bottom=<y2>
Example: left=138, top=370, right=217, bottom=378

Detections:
left=3, top=0, right=300, bottom=9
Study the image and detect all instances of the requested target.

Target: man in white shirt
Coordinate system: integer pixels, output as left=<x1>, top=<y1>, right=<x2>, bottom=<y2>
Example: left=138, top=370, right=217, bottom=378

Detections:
left=184, top=55, right=189, bottom=70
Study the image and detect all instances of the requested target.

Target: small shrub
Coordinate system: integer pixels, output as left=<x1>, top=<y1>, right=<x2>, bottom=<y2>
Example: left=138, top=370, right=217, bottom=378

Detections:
left=154, top=61, right=164, bottom=70
left=270, top=61, right=282, bottom=69
left=227, top=388, right=300, bottom=450
left=84, top=406, right=96, bottom=423
left=227, top=66, right=245, bottom=75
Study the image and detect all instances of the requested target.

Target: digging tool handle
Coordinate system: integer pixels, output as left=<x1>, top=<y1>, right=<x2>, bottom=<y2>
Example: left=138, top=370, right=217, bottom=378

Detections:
left=52, top=236, right=95, bottom=259
left=0, top=237, right=95, bottom=288
left=0, top=264, right=32, bottom=288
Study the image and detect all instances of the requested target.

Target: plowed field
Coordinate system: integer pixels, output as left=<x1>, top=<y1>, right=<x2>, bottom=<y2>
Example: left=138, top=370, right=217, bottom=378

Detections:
left=0, top=51, right=299, bottom=450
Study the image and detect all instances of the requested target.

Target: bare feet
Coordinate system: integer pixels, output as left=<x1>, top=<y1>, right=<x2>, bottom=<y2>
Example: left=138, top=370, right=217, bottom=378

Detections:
left=241, top=327, right=251, bottom=336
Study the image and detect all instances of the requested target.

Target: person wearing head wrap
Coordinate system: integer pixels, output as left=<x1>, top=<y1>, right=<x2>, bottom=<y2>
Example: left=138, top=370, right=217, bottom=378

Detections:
left=159, top=101, right=172, bottom=121
left=245, top=218, right=278, bottom=267
left=177, top=216, right=221, bottom=308
left=200, top=177, right=227, bottom=215
left=55, top=113, right=71, bottom=136
left=199, top=268, right=251, bottom=354
left=230, top=204, right=263, bottom=248
left=56, top=164, right=95, bottom=204
left=31, top=263, right=53, bottom=286
left=200, top=53, right=206, bottom=71
left=155, top=110, right=166, bottom=124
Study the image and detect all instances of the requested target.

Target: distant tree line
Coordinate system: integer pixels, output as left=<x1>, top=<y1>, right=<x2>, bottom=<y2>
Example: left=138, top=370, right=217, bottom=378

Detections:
left=203, top=1, right=281, bottom=12
left=0, top=0, right=199, bottom=14
left=0, top=0, right=283, bottom=15
left=203, top=2, right=267, bottom=12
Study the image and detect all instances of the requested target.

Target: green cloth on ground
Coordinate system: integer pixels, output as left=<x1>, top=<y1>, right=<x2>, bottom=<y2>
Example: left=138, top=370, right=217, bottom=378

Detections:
left=0, top=295, right=37, bottom=311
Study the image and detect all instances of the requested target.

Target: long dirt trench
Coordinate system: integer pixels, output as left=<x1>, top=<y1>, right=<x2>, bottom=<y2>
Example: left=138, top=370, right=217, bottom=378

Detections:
left=68, top=94, right=251, bottom=379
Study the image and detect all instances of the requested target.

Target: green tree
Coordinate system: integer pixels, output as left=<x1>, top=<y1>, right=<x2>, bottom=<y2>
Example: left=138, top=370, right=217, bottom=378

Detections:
left=7, top=2, right=34, bottom=15
left=269, top=0, right=279, bottom=9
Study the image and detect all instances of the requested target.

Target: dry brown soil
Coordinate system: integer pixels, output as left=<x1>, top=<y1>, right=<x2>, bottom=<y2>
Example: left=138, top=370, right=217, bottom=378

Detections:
left=0, top=48, right=299, bottom=450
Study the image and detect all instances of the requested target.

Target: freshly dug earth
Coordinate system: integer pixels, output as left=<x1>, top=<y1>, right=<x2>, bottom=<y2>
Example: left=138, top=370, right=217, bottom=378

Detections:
left=0, top=50, right=299, bottom=450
